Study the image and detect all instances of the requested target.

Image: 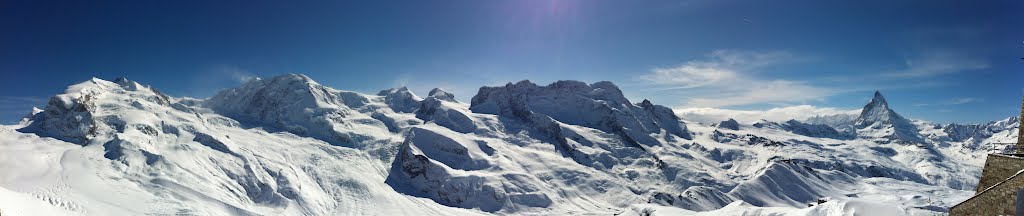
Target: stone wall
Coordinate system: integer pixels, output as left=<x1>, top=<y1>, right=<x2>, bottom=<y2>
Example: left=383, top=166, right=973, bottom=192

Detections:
left=974, top=154, right=1024, bottom=193
left=952, top=153, right=1024, bottom=215
left=1017, top=95, right=1024, bottom=154
left=951, top=169, right=1024, bottom=215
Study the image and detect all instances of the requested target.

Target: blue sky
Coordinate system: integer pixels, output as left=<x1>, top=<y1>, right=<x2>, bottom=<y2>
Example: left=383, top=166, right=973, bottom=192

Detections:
left=1, top=0, right=1022, bottom=124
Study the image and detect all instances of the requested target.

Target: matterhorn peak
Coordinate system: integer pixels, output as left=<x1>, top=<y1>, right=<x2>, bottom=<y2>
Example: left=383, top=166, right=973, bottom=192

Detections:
left=855, top=90, right=905, bottom=127
left=853, top=90, right=923, bottom=143
left=870, top=90, right=887, bottom=106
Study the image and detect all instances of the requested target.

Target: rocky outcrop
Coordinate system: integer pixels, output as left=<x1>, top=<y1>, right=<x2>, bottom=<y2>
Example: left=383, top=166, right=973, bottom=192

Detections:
left=470, top=80, right=691, bottom=144
left=19, top=77, right=169, bottom=145
left=780, top=120, right=855, bottom=140
left=386, top=126, right=551, bottom=212
left=718, top=119, right=740, bottom=130
left=415, top=92, right=476, bottom=133
left=428, top=88, right=458, bottom=102
left=943, top=116, right=1019, bottom=142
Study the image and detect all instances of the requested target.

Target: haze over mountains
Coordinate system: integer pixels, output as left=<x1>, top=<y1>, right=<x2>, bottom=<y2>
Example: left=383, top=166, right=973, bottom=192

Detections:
left=0, top=74, right=1017, bottom=215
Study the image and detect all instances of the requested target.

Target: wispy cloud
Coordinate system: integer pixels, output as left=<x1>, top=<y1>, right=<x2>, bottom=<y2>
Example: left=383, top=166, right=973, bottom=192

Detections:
left=944, top=97, right=982, bottom=105
left=214, top=65, right=258, bottom=83
left=913, top=97, right=982, bottom=107
left=675, top=105, right=860, bottom=124
left=638, top=50, right=835, bottom=108
left=639, top=64, right=735, bottom=89
left=884, top=51, right=988, bottom=78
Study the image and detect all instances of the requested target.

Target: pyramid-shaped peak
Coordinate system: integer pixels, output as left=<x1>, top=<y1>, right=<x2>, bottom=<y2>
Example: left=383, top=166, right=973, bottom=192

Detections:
left=428, top=88, right=446, bottom=95
left=861, top=90, right=892, bottom=114
left=855, top=90, right=915, bottom=130
left=871, top=90, right=887, bottom=104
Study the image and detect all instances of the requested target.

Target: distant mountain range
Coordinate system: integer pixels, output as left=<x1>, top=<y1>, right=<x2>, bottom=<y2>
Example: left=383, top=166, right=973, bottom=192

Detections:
left=0, top=74, right=1017, bottom=215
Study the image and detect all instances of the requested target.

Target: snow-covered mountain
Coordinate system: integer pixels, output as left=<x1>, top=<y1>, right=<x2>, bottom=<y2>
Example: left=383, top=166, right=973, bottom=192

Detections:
left=0, top=74, right=1017, bottom=215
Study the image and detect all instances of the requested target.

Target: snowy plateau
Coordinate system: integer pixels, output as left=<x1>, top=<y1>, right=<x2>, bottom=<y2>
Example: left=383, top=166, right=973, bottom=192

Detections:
left=0, top=74, right=1017, bottom=216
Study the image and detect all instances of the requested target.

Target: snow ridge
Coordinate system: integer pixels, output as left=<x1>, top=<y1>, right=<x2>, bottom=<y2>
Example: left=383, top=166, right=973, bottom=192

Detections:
left=2, top=74, right=1016, bottom=216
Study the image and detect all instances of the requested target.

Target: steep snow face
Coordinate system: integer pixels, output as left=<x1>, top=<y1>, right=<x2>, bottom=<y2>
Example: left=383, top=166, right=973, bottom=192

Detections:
left=469, top=80, right=691, bottom=142
left=378, top=87, right=423, bottom=113
left=415, top=92, right=477, bottom=133
left=205, top=74, right=406, bottom=148
left=805, top=114, right=857, bottom=134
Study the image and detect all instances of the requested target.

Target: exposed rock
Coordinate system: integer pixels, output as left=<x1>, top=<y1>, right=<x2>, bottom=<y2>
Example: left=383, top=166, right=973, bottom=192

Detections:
left=718, top=119, right=740, bottom=130
left=428, top=88, right=458, bottom=102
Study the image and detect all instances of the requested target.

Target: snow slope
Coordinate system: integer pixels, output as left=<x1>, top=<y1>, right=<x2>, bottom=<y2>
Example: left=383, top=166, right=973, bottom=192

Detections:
left=0, top=74, right=1015, bottom=215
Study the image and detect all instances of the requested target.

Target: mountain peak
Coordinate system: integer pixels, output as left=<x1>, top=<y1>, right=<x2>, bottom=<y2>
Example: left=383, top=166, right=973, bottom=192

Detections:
left=854, top=91, right=923, bottom=143
left=378, top=86, right=421, bottom=113
left=857, top=91, right=901, bottom=126
left=871, top=90, right=887, bottom=105
left=428, top=88, right=457, bottom=102
left=266, top=73, right=315, bottom=86
left=377, top=86, right=413, bottom=96
left=471, top=80, right=691, bottom=141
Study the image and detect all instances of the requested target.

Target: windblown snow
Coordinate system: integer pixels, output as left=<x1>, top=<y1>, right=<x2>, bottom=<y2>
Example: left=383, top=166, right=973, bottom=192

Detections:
left=0, top=74, right=1015, bottom=215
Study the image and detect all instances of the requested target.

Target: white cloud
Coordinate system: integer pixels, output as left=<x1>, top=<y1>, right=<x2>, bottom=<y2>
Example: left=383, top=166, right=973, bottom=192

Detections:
left=639, top=64, right=735, bottom=88
left=707, top=49, right=793, bottom=68
left=212, top=65, right=258, bottom=83
left=683, top=80, right=834, bottom=107
left=885, top=52, right=988, bottom=78
left=943, top=97, right=981, bottom=105
left=675, top=105, right=860, bottom=124
left=912, top=97, right=982, bottom=107
left=638, top=49, right=837, bottom=108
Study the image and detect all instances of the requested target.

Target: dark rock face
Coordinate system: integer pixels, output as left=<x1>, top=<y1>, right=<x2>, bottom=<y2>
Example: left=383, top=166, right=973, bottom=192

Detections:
left=781, top=120, right=855, bottom=140
left=711, top=130, right=785, bottom=147
left=718, top=119, right=740, bottom=130
left=23, top=92, right=100, bottom=144
left=428, top=88, right=458, bottom=102
left=416, top=93, right=476, bottom=133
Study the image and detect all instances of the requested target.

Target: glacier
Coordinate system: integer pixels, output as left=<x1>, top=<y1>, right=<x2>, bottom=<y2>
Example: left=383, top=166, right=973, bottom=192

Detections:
left=0, top=74, right=1017, bottom=215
